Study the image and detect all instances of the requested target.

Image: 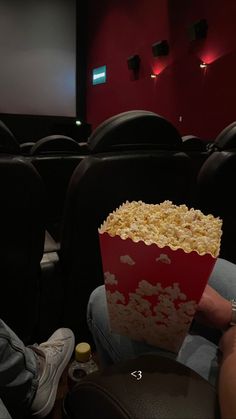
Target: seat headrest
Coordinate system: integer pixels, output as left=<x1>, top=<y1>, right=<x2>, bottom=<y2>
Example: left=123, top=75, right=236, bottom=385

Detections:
left=88, top=110, right=182, bottom=152
left=30, top=135, right=82, bottom=155
left=0, top=120, right=20, bottom=154
left=20, top=142, right=35, bottom=155
left=214, top=121, right=236, bottom=150
left=182, top=135, right=206, bottom=151
left=78, top=142, right=90, bottom=154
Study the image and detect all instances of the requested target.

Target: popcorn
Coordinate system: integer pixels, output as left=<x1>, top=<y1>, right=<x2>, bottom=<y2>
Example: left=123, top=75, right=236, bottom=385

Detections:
left=106, top=280, right=195, bottom=352
left=99, top=200, right=222, bottom=352
left=120, top=255, right=135, bottom=265
left=104, top=272, right=118, bottom=286
left=156, top=253, right=171, bottom=264
left=99, top=200, right=222, bottom=257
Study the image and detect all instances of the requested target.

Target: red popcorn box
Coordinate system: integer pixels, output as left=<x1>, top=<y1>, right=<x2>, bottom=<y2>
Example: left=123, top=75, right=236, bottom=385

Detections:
left=99, top=221, right=219, bottom=353
left=99, top=232, right=217, bottom=353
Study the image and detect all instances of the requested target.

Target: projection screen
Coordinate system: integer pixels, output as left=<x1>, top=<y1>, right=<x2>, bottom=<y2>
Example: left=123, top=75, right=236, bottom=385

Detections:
left=0, top=0, right=76, bottom=117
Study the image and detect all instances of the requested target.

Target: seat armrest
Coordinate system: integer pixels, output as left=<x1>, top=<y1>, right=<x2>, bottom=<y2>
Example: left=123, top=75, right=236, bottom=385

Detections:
left=63, top=354, right=219, bottom=419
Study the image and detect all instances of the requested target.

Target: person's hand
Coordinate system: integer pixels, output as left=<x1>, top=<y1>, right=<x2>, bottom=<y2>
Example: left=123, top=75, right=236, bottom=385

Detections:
left=194, top=284, right=231, bottom=329
left=219, top=326, right=236, bottom=360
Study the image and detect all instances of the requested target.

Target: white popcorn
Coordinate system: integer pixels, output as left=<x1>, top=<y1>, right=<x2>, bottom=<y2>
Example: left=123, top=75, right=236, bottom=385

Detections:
left=156, top=253, right=171, bottom=264
left=135, top=279, right=161, bottom=296
left=106, top=278, right=197, bottom=353
left=106, top=290, right=125, bottom=304
left=104, top=272, right=118, bottom=286
left=99, top=200, right=222, bottom=257
left=120, top=255, right=136, bottom=265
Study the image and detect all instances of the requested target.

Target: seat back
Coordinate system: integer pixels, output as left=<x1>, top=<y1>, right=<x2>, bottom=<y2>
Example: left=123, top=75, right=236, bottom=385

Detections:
left=30, top=135, right=83, bottom=155
left=0, top=156, right=45, bottom=343
left=20, top=141, right=35, bottom=155
left=60, top=151, right=195, bottom=339
left=197, top=150, right=236, bottom=263
left=29, top=135, right=85, bottom=239
left=30, top=155, right=84, bottom=240
left=87, top=111, right=182, bottom=152
left=182, top=135, right=207, bottom=151
left=214, top=121, right=236, bottom=150
left=181, top=135, right=210, bottom=206
left=0, top=120, right=20, bottom=154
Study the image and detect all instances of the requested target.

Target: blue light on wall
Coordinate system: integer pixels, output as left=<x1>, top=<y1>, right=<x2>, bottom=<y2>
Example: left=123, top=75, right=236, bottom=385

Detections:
left=92, top=65, right=107, bottom=85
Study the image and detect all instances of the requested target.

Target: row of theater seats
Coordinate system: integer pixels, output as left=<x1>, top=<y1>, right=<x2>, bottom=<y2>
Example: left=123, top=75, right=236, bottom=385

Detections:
left=0, top=111, right=236, bottom=346
left=1, top=111, right=210, bottom=156
left=3, top=110, right=236, bottom=157
left=0, top=112, right=211, bottom=240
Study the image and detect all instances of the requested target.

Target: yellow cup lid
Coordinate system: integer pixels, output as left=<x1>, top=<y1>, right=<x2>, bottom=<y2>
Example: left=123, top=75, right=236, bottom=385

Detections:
left=75, top=342, right=91, bottom=362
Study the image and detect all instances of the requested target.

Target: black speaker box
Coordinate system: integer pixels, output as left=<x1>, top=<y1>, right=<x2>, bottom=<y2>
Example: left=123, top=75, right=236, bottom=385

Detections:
left=188, top=19, right=208, bottom=41
left=152, top=40, right=169, bottom=57
left=127, top=54, right=140, bottom=71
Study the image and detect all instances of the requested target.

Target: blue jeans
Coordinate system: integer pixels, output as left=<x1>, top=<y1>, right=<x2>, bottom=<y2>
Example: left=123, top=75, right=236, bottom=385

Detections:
left=0, top=319, right=38, bottom=419
left=87, top=257, right=236, bottom=387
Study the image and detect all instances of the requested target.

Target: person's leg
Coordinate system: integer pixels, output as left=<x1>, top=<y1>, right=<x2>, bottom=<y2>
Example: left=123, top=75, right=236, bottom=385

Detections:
left=0, top=399, right=12, bottom=419
left=208, top=257, right=236, bottom=299
left=0, top=318, right=38, bottom=418
left=87, top=285, right=219, bottom=386
left=0, top=319, right=74, bottom=419
left=190, top=257, right=236, bottom=343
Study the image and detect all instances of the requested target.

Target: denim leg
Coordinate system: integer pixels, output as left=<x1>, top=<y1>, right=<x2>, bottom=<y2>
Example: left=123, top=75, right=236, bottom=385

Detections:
left=0, top=399, right=12, bottom=419
left=208, top=257, right=236, bottom=299
left=87, top=257, right=236, bottom=387
left=87, top=285, right=219, bottom=386
left=190, top=257, right=236, bottom=343
left=0, top=319, right=38, bottom=418
left=180, top=256, right=236, bottom=384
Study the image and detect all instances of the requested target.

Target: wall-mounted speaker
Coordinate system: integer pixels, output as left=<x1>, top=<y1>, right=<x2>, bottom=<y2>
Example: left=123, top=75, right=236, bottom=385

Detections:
left=127, top=54, right=140, bottom=71
left=188, top=19, right=208, bottom=41
left=152, top=40, right=169, bottom=57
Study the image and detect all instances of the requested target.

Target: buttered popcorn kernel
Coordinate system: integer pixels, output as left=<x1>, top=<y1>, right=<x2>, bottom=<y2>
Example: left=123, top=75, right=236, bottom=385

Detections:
left=99, top=200, right=222, bottom=257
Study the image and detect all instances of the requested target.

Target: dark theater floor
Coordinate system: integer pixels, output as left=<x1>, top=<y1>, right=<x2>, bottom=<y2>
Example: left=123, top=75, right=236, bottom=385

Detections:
left=45, top=352, right=100, bottom=419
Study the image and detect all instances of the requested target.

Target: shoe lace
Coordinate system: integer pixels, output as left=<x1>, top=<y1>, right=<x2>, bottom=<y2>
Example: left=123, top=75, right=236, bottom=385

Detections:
left=39, top=340, right=64, bottom=357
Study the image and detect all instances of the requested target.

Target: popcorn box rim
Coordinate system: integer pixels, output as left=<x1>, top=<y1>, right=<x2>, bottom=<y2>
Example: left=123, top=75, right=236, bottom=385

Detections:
left=98, top=230, right=218, bottom=260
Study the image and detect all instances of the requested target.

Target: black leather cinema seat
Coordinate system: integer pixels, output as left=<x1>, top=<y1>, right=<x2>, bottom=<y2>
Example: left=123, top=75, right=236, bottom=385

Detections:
left=0, top=156, right=45, bottom=343
left=213, top=121, right=236, bottom=150
left=180, top=135, right=210, bottom=207
left=30, top=154, right=84, bottom=241
left=63, top=354, right=219, bottom=419
left=182, top=135, right=206, bottom=151
left=87, top=111, right=182, bottom=152
left=60, top=151, right=195, bottom=340
left=30, top=135, right=82, bottom=155
left=197, top=149, right=236, bottom=264
left=29, top=135, right=85, bottom=240
left=78, top=142, right=90, bottom=154
left=20, top=141, right=35, bottom=155
left=0, top=120, right=20, bottom=154
left=197, top=122, right=236, bottom=263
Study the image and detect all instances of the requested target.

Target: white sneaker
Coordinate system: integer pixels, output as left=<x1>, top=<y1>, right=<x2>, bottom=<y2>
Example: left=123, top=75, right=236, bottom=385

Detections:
left=31, top=328, right=75, bottom=418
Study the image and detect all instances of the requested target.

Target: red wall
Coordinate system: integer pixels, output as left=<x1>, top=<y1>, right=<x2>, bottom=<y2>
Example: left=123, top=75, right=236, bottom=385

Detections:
left=86, top=0, right=236, bottom=140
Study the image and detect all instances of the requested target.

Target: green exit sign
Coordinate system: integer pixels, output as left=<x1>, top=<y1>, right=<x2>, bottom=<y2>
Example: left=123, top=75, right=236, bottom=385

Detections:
left=92, top=65, right=107, bottom=85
